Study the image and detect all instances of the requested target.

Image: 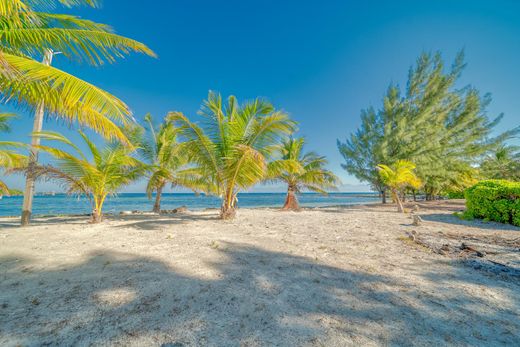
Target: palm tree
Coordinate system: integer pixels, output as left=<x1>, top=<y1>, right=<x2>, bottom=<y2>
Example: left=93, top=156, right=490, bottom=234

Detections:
left=31, top=131, right=144, bottom=223
left=377, top=160, right=421, bottom=213
left=0, top=0, right=155, bottom=224
left=0, top=113, right=26, bottom=196
left=139, top=114, right=206, bottom=213
left=269, top=137, right=339, bottom=210
left=480, top=145, right=520, bottom=181
left=1, top=0, right=155, bottom=138
left=168, top=91, right=297, bottom=219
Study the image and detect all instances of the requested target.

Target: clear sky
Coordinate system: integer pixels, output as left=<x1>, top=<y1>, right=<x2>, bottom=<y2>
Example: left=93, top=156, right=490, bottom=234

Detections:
left=3, top=0, right=520, bottom=192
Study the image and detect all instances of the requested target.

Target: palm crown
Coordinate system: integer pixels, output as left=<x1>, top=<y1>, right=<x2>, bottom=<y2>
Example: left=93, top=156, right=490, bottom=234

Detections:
left=377, top=160, right=421, bottom=212
left=168, top=91, right=297, bottom=219
left=0, top=0, right=155, bottom=140
left=0, top=113, right=26, bottom=195
left=139, top=114, right=206, bottom=212
left=270, top=137, right=339, bottom=210
left=31, top=130, right=145, bottom=222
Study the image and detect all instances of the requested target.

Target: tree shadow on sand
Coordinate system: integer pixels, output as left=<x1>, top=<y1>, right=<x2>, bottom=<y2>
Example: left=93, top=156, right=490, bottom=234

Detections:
left=1, top=244, right=519, bottom=346
left=421, top=213, right=520, bottom=231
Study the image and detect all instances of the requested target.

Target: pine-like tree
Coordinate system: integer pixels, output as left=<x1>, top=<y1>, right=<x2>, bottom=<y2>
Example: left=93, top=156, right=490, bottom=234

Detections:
left=338, top=51, right=519, bottom=199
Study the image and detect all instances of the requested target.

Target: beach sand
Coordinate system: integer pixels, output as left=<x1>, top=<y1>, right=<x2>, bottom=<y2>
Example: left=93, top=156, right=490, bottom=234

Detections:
left=0, top=201, right=519, bottom=346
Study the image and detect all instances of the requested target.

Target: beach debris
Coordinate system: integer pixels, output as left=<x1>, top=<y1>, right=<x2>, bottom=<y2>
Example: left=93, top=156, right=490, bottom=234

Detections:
left=411, top=213, right=423, bottom=226
left=160, top=206, right=189, bottom=214
left=460, top=242, right=485, bottom=257
left=174, top=206, right=188, bottom=213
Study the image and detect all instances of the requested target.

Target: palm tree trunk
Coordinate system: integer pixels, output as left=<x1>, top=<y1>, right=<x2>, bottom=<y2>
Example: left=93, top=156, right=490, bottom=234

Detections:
left=393, top=189, right=404, bottom=213
left=90, top=195, right=105, bottom=223
left=413, top=190, right=417, bottom=202
left=220, top=199, right=236, bottom=219
left=91, top=209, right=102, bottom=223
left=282, top=185, right=299, bottom=211
left=152, top=185, right=163, bottom=213
left=381, top=189, right=387, bottom=204
left=220, top=189, right=237, bottom=219
left=21, top=49, right=53, bottom=226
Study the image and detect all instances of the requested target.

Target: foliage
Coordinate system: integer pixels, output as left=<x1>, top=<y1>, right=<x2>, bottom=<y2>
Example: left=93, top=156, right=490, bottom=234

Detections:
left=168, top=91, right=297, bottom=219
left=268, top=137, right=339, bottom=209
left=31, top=130, right=144, bottom=222
left=377, top=160, right=421, bottom=212
left=480, top=145, right=520, bottom=181
left=270, top=137, right=339, bottom=193
left=0, top=113, right=26, bottom=195
left=137, top=113, right=207, bottom=212
left=0, top=0, right=156, bottom=142
left=337, top=107, right=386, bottom=197
left=464, top=180, right=520, bottom=226
left=338, top=51, right=519, bottom=200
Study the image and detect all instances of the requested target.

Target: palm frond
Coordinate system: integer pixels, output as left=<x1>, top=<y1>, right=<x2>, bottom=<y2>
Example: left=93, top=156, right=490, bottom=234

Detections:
left=1, top=28, right=156, bottom=65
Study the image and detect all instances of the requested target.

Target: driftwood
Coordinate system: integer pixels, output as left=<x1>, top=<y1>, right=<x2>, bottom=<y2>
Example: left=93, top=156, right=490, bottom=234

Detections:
left=460, top=242, right=486, bottom=257
left=411, top=213, right=422, bottom=226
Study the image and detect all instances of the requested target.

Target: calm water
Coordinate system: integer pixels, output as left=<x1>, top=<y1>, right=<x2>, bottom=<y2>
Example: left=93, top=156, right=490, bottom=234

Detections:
left=0, top=192, right=379, bottom=217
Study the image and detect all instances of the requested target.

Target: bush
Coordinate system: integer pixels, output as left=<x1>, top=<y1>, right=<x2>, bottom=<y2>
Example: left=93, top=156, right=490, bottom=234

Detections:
left=446, top=190, right=465, bottom=199
left=464, top=180, right=520, bottom=226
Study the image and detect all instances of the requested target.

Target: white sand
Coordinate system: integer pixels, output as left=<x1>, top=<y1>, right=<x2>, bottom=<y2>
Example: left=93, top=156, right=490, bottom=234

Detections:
left=0, top=201, right=519, bottom=346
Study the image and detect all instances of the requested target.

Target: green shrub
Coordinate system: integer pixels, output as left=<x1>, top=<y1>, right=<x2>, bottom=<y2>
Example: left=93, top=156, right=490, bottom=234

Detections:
left=464, top=180, right=520, bottom=226
left=446, top=190, right=465, bottom=199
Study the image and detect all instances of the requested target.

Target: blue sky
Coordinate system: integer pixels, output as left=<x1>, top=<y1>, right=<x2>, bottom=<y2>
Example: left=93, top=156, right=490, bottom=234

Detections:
left=3, top=0, right=520, bottom=192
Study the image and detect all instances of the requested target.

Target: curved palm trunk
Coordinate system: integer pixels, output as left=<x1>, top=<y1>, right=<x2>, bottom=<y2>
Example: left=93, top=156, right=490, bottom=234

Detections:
left=152, top=185, right=164, bottom=213
left=21, top=50, right=53, bottom=226
left=282, top=185, right=299, bottom=211
left=392, top=189, right=404, bottom=213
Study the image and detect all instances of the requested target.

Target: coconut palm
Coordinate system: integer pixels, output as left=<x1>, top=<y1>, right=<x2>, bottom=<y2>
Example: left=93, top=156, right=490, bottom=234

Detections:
left=168, top=91, right=297, bottom=219
left=1, top=0, right=155, bottom=138
left=0, top=0, right=155, bottom=224
left=139, top=114, right=207, bottom=213
left=0, top=113, right=26, bottom=196
left=31, top=131, right=144, bottom=223
left=269, top=137, right=339, bottom=210
left=377, top=160, right=421, bottom=213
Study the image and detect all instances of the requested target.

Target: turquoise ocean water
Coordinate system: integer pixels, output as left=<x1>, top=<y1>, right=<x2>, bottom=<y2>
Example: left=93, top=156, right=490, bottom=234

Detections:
left=0, top=192, right=379, bottom=217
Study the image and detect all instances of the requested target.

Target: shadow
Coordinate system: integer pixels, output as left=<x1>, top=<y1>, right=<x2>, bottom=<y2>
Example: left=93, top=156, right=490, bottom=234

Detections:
left=112, top=213, right=220, bottom=231
left=1, top=243, right=519, bottom=346
left=0, top=215, right=90, bottom=228
left=421, top=213, right=520, bottom=232
left=0, top=213, right=220, bottom=231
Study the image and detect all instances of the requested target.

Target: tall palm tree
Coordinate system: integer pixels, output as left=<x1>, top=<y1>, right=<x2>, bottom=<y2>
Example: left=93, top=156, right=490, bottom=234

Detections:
left=269, top=137, right=339, bottom=210
left=377, top=160, right=421, bottom=213
left=139, top=114, right=206, bottom=213
left=0, top=113, right=26, bottom=196
left=0, top=0, right=155, bottom=224
left=168, top=91, right=297, bottom=219
left=31, top=131, right=144, bottom=223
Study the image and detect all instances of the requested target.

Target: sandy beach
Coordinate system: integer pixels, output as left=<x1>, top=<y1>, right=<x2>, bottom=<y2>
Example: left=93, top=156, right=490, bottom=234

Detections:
left=1, top=201, right=519, bottom=346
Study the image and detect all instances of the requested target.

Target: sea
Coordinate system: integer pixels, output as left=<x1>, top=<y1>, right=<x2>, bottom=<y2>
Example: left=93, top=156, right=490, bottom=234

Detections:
left=0, top=192, right=380, bottom=217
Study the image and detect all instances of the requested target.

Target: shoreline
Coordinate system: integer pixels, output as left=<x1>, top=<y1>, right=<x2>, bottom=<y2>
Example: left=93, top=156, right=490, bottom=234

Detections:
left=0, top=200, right=384, bottom=220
